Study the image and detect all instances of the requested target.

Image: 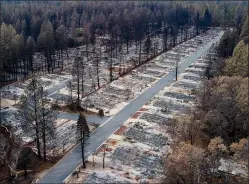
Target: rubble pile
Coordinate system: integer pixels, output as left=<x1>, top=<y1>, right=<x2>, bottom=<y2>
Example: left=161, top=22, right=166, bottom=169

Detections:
left=84, top=171, right=132, bottom=184
left=136, top=153, right=164, bottom=178
left=153, top=99, right=189, bottom=112
left=164, top=91, right=196, bottom=102
left=110, top=145, right=164, bottom=179
left=125, top=127, right=168, bottom=148
left=139, top=113, right=169, bottom=126
left=172, top=80, right=199, bottom=90
left=182, top=74, right=202, bottom=82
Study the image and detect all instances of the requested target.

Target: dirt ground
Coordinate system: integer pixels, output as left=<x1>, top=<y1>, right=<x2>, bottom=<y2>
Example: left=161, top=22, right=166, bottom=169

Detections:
left=1, top=98, right=15, bottom=107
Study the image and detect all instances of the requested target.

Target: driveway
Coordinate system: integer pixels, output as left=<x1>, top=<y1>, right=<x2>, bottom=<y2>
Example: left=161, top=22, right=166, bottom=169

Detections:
left=57, top=111, right=110, bottom=125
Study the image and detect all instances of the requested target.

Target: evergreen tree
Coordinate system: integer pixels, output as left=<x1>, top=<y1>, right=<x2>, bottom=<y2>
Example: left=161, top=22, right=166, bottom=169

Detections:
left=162, top=27, right=168, bottom=51
left=18, top=77, right=56, bottom=161
left=144, top=36, right=151, bottom=58
left=40, top=87, right=57, bottom=162
left=204, top=8, right=212, bottom=30
left=26, top=36, right=36, bottom=73
left=76, top=113, right=90, bottom=168
left=37, top=20, right=54, bottom=73
left=224, top=40, right=248, bottom=77
left=21, top=19, right=28, bottom=37
left=55, top=25, right=68, bottom=67
left=18, top=78, right=43, bottom=158
left=196, top=11, right=200, bottom=35
left=71, top=10, right=78, bottom=38
left=240, top=15, right=249, bottom=44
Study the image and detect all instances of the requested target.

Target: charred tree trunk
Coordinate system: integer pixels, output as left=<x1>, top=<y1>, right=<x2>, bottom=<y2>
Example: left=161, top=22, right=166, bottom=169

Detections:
left=97, top=49, right=101, bottom=89
left=34, top=92, right=41, bottom=158
left=42, top=104, right=46, bottom=162
left=81, top=72, right=84, bottom=99
left=81, top=129, right=86, bottom=168
left=103, top=147, right=106, bottom=168
left=35, top=127, right=41, bottom=158
left=77, top=74, right=80, bottom=106
left=42, top=123, right=46, bottom=162
left=139, top=38, right=142, bottom=65
left=175, top=60, right=178, bottom=81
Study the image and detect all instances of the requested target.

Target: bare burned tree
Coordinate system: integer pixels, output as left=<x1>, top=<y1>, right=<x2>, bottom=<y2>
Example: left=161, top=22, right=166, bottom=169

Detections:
left=80, top=55, right=86, bottom=99
left=72, top=55, right=81, bottom=106
left=144, top=36, right=152, bottom=60
left=102, top=144, right=107, bottom=168
left=40, top=88, right=57, bottom=162
left=175, top=59, right=179, bottom=81
left=18, top=77, right=56, bottom=161
left=18, top=78, right=43, bottom=158
left=67, top=79, right=74, bottom=104
left=118, top=46, right=124, bottom=76
left=162, top=27, right=168, bottom=51
left=106, top=37, right=115, bottom=82
left=93, top=48, right=101, bottom=89
left=170, top=25, right=178, bottom=47
left=83, top=24, right=91, bottom=61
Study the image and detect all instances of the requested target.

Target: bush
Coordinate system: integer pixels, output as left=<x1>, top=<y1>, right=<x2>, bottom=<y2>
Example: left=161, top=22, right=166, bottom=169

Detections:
left=98, top=109, right=104, bottom=117
left=68, top=37, right=79, bottom=48
left=76, top=28, right=83, bottom=37
left=51, top=101, right=60, bottom=110
left=66, top=102, right=77, bottom=112
left=66, top=101, right=85, bottom=112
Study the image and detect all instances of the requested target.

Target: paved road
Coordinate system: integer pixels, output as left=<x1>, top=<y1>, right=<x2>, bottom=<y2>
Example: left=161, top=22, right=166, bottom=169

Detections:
left=57, top=112, right=110, bottom=125
left=38, top=32, right=223, bottom=183
left=46, top=80, right=69, bottom=96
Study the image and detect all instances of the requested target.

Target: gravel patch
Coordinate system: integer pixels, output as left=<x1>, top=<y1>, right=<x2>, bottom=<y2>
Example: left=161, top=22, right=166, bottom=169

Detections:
left=84, top=171, right=132, bottom=184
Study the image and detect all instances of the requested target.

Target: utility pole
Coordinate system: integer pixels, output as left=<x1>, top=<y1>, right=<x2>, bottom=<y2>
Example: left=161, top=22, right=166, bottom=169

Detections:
left=92, top=152, right=96, bottom=167
left=154, top=41, right=156, bottom=56
left=98, top=48, right=101, bottom=88
left=102, top=144, right=107, bottom=168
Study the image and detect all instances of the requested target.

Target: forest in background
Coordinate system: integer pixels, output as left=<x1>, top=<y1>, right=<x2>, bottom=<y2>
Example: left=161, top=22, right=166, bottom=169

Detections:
left=0, top=1, right=247, bottom=86
left=0, top=1, right=248, bottom=183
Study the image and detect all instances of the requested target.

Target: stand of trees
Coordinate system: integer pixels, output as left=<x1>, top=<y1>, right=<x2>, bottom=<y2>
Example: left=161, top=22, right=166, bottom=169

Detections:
left=0, top=1, right=247, bottom=86
left=164, top=15, right=249, bottom=184
left=18, top=77, right=57, bottom=162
